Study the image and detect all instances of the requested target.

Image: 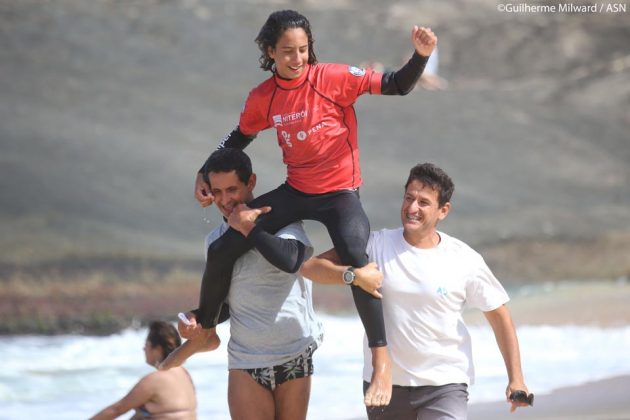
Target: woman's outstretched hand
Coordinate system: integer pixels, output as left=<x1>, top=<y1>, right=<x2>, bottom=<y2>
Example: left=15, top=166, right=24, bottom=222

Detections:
left=195, top=172, right=215, bottom=207
left=412, top=26, right=437, bottom=57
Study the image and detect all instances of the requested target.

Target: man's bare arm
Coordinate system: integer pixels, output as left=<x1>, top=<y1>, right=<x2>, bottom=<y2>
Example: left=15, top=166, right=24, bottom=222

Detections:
left=301, top=249, right=383, bottom=298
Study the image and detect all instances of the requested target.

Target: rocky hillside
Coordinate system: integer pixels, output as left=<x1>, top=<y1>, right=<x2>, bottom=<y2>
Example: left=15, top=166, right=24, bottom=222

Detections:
left=1, top=0, right=629, bottom=282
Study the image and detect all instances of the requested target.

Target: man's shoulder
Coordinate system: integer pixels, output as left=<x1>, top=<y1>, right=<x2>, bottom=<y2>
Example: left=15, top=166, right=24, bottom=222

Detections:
left=206, top=222, right=229, bottom=245
left=368, top=227, right=403, bottom=250
left=370, top=227, right=403, bottom=240
left=277, top=221, right=306, bottom=235
left=277, top=221, right=310, bottom=243
left=439, top=231, right=483, bottom=260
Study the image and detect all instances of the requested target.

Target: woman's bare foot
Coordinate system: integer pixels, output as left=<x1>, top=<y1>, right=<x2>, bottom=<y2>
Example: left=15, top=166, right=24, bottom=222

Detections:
left=364, top=346, right=392, bottom=407
left=158, top=328, right=220, bottom=370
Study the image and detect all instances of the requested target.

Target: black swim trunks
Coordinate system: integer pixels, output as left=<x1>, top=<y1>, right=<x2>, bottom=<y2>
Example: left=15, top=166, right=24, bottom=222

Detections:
left=244, top=342, right=317, bottom=391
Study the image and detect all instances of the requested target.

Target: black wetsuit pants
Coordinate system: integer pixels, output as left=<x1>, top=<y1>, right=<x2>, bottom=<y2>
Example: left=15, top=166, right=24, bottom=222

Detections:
left=197, top=183, right=387, bottom=348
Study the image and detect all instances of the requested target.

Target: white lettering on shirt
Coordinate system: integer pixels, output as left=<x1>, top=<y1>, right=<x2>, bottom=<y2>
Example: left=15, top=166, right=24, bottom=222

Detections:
left=281, top=130, right=292, bottom=148
left=280, top=109, right=308, bottom=125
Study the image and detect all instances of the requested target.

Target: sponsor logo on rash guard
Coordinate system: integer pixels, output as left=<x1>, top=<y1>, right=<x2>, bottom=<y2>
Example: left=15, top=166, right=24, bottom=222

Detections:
left=307, top=121, right=329, bottom=136
left=285, top=121, right=332, bottom=144
left=348, top=66, right=366, bottom=77
left=273, top=110, right=309, bottom=128
left=281, top=130, right=292, bottom=148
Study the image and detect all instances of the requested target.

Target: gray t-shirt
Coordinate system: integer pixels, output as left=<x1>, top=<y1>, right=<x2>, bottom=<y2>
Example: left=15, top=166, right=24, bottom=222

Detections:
left=205, top=222, right=323, bottom=369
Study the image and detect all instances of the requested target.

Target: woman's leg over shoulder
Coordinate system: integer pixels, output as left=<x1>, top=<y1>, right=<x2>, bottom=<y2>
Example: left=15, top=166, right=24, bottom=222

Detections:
left=318, top=192, right=386, bottom=347
left=198, top=185, right=301, bottom=327
left=315, top=191, right=392, bottom=406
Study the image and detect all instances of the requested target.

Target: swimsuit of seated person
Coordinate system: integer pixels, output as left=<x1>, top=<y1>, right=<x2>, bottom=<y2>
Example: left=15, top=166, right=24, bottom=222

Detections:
left=132, top=405, right=195, bottom=420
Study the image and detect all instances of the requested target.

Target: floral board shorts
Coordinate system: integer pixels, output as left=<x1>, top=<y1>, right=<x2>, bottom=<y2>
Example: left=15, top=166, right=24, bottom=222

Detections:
left=244, top=342, right=317, bottom=391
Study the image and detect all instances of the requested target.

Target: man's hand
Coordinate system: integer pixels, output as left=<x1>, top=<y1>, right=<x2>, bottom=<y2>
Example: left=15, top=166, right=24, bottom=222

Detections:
left=412, top=26, right=437, bottom=57
left=353, top=262, right=384, bottom=299
left=227, top=203, right=272, bottom=237
left=178, top=311, right=202, bottom=340
left=195, top=172, right=214, bottom=207
left=506, top=384, right=533, bottom=412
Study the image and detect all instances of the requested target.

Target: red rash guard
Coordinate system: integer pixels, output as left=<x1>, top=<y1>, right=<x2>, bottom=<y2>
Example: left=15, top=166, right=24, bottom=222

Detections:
left=239, top=63, right=383, bottom=194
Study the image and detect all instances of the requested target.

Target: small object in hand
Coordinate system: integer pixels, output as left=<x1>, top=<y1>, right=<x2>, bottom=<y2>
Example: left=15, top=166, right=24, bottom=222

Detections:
left=178, top=312, right=192, bottom=326
left=509, top=390, right=534, bottom=406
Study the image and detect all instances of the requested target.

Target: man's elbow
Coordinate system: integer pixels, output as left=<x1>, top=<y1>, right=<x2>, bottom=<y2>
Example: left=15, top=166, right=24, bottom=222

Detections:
left=285, top=262, right=301, bottom=274
left=300, top=259, right=316, bottom=278
left=274, top=257, right=303, bottom=274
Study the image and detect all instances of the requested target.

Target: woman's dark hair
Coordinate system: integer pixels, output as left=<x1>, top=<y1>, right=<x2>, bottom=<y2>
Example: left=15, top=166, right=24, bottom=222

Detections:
left=147, top=321, right=181, bottom=358
left=255, top=10, right=317, bottom=71
left=405, top=163, right=455, bottom=207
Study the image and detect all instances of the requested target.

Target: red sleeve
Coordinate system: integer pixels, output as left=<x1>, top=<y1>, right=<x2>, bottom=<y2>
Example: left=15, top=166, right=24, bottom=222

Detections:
left=239, top=84, right=273, bottom=136
left=317, top=63, right=382, bottom=107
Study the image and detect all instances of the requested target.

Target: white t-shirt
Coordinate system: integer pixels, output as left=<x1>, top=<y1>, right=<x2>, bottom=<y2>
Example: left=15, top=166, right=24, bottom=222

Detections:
left=206, top=222, right=323, bottom=369
left=363, top=228, right=509, bottom=386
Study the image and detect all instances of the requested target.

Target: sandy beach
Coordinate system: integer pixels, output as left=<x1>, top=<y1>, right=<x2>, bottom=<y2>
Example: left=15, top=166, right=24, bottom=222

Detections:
left=350, top=376, right=630, bottom=420
left=468, top=375, right=630, bottom=420
left=466, top=281, right=630, bottom=420
left=469, top=281, right=630, bottom=420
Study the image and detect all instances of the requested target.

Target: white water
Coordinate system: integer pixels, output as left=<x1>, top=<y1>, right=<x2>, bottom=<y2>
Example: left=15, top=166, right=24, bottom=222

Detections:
left=2, top=315, right=630, bottom=420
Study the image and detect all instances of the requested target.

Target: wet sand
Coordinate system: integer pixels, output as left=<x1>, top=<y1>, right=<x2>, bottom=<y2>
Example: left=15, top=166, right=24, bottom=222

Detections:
left=468, top=375, right=630, bottom=420
left=470, top=281, right=630, bottom=419
left=350, top=376, right=630, bottom=420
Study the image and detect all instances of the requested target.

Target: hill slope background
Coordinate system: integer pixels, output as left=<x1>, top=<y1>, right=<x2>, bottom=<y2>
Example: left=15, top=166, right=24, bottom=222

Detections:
left=1, top=0, right=629, bottom=331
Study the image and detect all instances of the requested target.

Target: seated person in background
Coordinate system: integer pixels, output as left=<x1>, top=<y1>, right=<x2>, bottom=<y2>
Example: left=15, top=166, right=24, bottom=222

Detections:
left=90, top=321, right=196, bottom=420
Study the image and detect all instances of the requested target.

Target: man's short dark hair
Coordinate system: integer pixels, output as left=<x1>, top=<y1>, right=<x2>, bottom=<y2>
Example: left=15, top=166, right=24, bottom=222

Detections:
left=204, top=148, right=253, bottom=185
left=405, top=163, right=454, bottom=207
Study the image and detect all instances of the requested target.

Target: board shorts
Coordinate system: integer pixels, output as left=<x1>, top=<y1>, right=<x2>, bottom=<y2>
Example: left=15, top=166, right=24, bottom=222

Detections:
left=244, top=342, right=318, bottom=391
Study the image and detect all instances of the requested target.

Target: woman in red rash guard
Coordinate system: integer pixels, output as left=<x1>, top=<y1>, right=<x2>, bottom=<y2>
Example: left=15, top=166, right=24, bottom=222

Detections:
left=163, top=9, right=437, bottom=408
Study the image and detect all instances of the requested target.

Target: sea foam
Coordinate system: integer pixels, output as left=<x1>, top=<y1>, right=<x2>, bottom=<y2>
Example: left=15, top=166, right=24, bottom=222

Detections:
left=2, top=315, right=630, bottom=419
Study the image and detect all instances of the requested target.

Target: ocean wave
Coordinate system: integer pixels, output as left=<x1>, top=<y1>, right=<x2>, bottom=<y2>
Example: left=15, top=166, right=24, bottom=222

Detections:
left=1, top=316, right=629, bottom=419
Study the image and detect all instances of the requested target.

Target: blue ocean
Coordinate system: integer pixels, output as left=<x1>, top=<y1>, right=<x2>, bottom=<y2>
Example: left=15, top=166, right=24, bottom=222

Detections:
left=2, top=314, right=630, bottom=419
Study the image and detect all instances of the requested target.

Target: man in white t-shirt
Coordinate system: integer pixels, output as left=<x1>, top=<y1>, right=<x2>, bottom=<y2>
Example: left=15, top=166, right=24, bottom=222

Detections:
left=301, top=162, right=532, bottom=419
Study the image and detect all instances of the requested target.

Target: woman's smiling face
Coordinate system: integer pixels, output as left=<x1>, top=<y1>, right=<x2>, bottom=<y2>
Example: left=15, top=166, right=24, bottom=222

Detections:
left=267, top=27, right=310, bottom=79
